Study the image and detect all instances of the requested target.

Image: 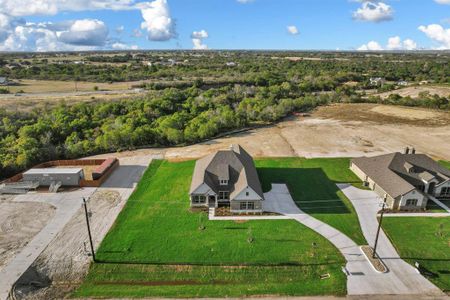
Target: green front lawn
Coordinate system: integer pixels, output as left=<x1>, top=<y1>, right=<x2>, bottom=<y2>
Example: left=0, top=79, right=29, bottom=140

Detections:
left=74, top=159, right=347, bottom=298
left=256, top=157, right=366, bottom=245
left=383, top=217, right=450, bottom=292
left=439, top=160, right=450, bottom=170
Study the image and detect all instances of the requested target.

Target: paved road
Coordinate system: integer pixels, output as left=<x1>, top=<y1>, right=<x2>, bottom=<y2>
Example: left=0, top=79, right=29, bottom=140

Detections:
left=0, top=188, right=96, bottom=300
left=336, top=184, right=444, bottom=296
left=264, top=184, right=444, bottom=296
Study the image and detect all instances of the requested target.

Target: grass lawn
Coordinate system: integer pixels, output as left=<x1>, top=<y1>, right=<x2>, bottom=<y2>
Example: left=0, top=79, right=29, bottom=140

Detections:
left=74, top=159, right=347, bottom=298
left=383, top=217, right=450, bottom=292
left=439, top=160, right=450, bottom=170
left=256, top=158, right=367, bottom=245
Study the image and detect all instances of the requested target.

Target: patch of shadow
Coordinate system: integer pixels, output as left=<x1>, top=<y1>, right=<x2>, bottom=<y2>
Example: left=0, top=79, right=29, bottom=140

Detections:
left=13, top=265, right=51, bottom=299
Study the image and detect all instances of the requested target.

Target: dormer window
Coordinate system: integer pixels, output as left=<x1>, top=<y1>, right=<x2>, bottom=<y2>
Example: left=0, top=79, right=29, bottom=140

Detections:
left=220, top=179, right=228, bottom=185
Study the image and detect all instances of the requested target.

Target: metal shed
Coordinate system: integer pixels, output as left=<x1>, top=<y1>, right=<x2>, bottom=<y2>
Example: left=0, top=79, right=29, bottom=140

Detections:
left=22, top=168, right=85, bottom=186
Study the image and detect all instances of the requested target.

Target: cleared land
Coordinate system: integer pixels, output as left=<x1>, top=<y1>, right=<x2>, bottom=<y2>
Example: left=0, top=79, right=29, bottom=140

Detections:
left=375, top=85, right=450, bottom=99
left=74, top=159, right=348, bottom=298
left=91, top=104, right=450, bottom=162
left=0, top=199, right=55, bottom=270
left=383, top=217, right=450, bottom=292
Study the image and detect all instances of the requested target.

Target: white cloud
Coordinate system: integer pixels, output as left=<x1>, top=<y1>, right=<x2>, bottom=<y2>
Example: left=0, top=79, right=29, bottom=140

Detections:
left=58, top=19, right=108, bottom=46
left=112, top=42, right=138, bottom=50
left=353, top=1, right=393, bottom=23
left=191, top=29, right=208, bottom=50
left=115, top=25, right=124, bottom=34
left=0, top=0, right=135, bottom=17
left=0, top=17, right=110, bottom=51
left=287, top=25, right=299, bottom=35
left=358, top=36, right=418, bottom=51
left=418, top=24, right=450, bottom=49
left=191, top=30, right=208, bottom=39
left=139, top=0, right=176, bottom=41
left=357, top=40, right=383, bottom=51
left=434, top=0, right=450, bottom=4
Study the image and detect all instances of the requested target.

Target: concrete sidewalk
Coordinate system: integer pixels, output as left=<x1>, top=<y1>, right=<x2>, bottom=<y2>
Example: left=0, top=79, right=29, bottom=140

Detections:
left=337, top=184, right=443, bottom=296
left=264, top=184, right=444, bottom=296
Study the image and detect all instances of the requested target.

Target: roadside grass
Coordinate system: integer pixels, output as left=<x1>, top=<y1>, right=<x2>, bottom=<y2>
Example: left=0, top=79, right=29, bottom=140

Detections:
left=256, top=158, right=367, bottom=245
left=383, top=217, right=450, bottom=292
left=74, top=159, right=347, bottom=298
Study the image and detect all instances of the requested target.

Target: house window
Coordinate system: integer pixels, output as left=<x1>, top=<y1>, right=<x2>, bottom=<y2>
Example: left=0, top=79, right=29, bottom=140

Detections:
left=441, top=187, right=450, bottom=196
left=218, top=191, right=229, bottom=200
left=219, top=180, right=228, bottom=186
left=405, top=199, right=418, bottom=206
left=192, top=195, right=206, bottom=204
left=239, top=201, right=255, bottom=210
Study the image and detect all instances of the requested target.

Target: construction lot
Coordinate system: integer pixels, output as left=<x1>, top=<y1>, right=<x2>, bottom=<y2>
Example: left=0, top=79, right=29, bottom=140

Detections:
left=0, top=156, right=152, bottom=300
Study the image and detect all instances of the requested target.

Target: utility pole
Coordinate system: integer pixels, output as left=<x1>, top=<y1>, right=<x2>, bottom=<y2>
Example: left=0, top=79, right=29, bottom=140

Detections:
left=373, top=194, right=387, bottom=259
left=82, top=197, right=96, bottom=262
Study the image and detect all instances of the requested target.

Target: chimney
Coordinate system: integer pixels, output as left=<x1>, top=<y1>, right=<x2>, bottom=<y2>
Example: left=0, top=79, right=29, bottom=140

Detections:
left=404, top=147, right=409, bottom=154
left=411, top=148, right=416, bottom=154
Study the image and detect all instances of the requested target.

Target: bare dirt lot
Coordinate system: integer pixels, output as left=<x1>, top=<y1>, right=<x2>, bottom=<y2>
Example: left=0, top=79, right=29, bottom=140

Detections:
left=0, top=199, right=55, bottom=270
left=91, top=103, right=450, bottom=162
left=375, top=85, right=450, bottom=99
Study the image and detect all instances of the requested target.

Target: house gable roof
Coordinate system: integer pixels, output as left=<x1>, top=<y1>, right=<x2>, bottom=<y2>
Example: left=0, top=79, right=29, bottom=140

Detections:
left=189, top=144, right=264, bottom=200
left=352, top=152, right=450, bottom=199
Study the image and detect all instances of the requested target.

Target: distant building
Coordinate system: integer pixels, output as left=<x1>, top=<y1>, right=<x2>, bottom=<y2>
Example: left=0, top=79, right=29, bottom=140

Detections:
left=0, top=77, right=8, bottom=85
left=397, top=80, right=408, bottom=86
left=369, top=77, right=385, bottom=86
left=23, top=168, right=85, bottom=186
left=350, top=149, right=450, bottom=211
left=225, top=62, right=237, bottom=67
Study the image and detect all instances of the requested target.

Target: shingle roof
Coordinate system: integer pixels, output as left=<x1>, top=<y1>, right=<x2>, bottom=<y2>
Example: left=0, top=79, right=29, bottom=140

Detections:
left=189, top=144, right=264, bottom=200
left=352, top=153, right=450, bottom=199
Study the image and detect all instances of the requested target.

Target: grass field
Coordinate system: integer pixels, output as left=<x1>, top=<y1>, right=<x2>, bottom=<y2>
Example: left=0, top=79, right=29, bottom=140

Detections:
left=256, top=158, right=366, bottom=245
left=383, top=217, right=450, bottom=292
left=74, top=159, right=349, bottom=298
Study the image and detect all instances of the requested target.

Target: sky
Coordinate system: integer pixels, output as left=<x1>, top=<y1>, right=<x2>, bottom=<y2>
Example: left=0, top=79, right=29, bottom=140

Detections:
left=0, top=0, right=449, bottom=52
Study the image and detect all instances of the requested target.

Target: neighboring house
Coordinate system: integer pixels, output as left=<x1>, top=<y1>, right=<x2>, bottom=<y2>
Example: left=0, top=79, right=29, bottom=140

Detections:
left=370, top=77, right=385, bottom=86
left=189, top=144, right=264, bottom=213
left=350, top=148, right=450, bottom=210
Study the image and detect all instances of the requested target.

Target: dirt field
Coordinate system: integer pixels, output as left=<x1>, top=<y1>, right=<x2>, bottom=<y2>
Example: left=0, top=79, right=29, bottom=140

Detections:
left=375, top=85, right=450, bottom=99
left=90, top=104, right=450, bottom=161
left=0, top=198, right=55, bottom=271
left=6, top=79, right=143, bottom=94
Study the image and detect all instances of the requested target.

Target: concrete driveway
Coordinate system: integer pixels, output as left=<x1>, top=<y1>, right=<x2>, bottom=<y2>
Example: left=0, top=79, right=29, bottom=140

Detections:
left=264, top=184, right=444, bottom=296
left=337, top=184, right=443, bottom=296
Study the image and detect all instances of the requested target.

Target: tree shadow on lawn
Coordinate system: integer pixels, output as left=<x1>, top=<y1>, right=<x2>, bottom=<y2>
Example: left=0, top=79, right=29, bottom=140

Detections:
left=257, top=167, right=352, bottom=215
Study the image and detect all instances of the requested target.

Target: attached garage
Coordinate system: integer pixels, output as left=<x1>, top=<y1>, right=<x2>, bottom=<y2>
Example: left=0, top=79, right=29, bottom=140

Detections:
left=23, top=168, right=85, bottom=186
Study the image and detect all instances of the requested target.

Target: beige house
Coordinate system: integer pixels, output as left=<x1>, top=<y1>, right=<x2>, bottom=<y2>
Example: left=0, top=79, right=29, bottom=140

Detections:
left=350, top=149, right=450, bottom=210
left=189, top=144, right=264, bottom=213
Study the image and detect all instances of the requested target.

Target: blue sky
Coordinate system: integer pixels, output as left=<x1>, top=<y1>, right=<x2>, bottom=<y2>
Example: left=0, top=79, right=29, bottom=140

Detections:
left=0, top=0, right=449, bottom=51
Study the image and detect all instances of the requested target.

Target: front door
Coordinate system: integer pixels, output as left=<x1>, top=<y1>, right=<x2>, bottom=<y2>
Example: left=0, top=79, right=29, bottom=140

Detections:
left=208, top=195, right=216, bottom=207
